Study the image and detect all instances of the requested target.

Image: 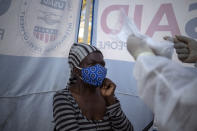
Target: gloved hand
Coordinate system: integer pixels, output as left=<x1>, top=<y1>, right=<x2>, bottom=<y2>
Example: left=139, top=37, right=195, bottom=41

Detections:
left=127, top=35, right=154, bottom=60
left=164, top=35, right=197, bottom=63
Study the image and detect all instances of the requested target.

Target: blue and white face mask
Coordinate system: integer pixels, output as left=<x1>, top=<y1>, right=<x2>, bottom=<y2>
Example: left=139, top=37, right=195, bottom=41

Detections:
left=77, top=64, right=107, bottom=87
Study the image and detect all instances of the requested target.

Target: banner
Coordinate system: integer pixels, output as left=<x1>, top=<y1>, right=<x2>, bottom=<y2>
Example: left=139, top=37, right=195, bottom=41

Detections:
left=93, top=0, right=197, bottom=61
left=0, top=0, right=82, bottom=131
left=0, top=0, right=81, bottom=57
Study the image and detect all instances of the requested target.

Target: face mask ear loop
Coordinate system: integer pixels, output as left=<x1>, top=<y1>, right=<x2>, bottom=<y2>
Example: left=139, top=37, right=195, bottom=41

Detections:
left=75, top=66, right=82, bottom=70
left=75, top=66, right=83, bottom=80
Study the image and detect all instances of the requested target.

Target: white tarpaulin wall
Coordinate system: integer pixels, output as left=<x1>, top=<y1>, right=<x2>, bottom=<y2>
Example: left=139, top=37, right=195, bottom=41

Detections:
left=92, top=0, right=197, bottom=130
left=0, top=0, right=197, bottom=131
left=0, top=0, right=82, bottom=130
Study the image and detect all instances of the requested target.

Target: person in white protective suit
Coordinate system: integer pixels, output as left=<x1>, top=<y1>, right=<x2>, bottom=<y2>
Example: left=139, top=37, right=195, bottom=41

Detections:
left=126, top=35, right=197, bottom=131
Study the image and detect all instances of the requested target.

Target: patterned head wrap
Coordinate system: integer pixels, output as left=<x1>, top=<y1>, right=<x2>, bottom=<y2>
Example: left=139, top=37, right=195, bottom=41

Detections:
left=68, top=43, right=102, bottom=72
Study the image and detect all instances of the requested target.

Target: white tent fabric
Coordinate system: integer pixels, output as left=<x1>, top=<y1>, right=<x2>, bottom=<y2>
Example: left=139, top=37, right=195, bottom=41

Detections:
left=1, top=0, right=196, bottom=131
left=0, top=0, right=82, bottom=130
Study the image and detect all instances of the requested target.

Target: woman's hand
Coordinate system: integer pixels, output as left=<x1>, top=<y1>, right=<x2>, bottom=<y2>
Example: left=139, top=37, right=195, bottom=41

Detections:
left=100, top=78, right=116, bottom=106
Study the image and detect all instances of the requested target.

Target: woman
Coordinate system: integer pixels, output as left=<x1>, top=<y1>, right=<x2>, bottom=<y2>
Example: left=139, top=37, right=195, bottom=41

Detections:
left=53, top=43, right=133, bottom=131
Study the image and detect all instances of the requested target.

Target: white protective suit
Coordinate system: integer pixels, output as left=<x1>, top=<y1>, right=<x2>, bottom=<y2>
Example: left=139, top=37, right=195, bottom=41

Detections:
left=134, top=55, right=197, bottom=131
left=114, top=10, right=197, bottom=130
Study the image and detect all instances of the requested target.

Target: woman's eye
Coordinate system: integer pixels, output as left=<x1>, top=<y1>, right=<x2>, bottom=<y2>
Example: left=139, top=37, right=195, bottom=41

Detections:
left=87, top=63, right=93, bottom=67
left=101, top=62, right=105, bottom=66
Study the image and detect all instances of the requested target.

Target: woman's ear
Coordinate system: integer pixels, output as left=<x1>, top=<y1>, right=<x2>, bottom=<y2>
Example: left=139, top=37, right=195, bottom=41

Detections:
left=73, top=66, right=81, bottom=76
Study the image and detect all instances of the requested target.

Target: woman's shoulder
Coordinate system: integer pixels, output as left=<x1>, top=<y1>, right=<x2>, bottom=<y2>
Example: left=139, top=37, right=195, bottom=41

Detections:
left=55, top=88, right=70, bottom=94
left=53, top=88, right=77, bottom=109
left=53, top=88, right=71, bottom=99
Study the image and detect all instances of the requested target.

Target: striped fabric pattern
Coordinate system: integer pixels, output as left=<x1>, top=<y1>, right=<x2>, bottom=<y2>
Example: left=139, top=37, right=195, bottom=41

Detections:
left=53, top=88, right=133, bottom=131
left=68, top=43, right=101, bottom=72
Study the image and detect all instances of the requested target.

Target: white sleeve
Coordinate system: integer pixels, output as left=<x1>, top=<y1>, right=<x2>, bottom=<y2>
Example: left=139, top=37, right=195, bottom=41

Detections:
left=133, top=55, right=197, bottom=131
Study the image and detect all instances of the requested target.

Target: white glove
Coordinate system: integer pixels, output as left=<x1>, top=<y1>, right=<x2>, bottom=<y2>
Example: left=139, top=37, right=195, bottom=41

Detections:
left=165, top=35, right=197, bottom=63
left=127, top=35, right=154, bottom=60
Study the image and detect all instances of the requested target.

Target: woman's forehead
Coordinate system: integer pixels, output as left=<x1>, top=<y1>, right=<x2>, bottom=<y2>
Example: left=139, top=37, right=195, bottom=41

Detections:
left=81, top=52, right=104, bottom=64
left=88, top=51, right=103, bottom=58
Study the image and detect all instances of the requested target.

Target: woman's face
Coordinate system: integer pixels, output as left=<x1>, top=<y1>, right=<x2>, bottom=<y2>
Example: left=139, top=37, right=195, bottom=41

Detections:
left=79, top=51, right=105, bottom=68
